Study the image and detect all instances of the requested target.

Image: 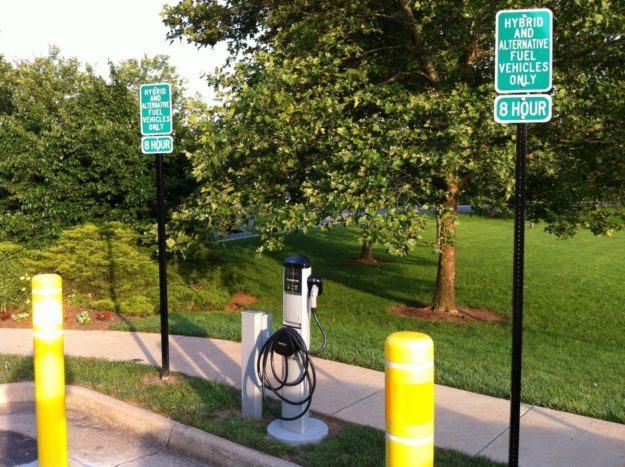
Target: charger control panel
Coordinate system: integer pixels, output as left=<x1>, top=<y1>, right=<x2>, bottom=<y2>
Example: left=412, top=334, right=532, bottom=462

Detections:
left=282, top=256, right=310, bottom=328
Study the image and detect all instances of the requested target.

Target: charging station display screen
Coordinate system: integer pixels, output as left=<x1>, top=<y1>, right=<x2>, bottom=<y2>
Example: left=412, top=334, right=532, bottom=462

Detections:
left=284, top=266, right=302, bottom=295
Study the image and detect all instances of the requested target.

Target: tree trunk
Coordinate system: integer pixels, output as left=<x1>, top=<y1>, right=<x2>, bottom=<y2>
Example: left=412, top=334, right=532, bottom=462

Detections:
left=360, top=241, right=375, bottom=263
left=431, top=188, right=459, bottom=314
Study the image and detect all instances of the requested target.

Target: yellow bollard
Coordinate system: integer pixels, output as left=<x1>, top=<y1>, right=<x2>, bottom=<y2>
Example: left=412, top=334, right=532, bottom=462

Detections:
left=32, top=274, right=68, bottom=467
left=385, top=331, right=434, bottom=467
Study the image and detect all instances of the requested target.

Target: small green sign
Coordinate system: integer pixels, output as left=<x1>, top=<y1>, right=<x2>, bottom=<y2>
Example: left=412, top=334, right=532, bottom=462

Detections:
left=496, top=9, right=552, bottom=93
left=494, top=94, right=552, bottom=124
left=141, top=136, right=174, bottom=154
left=140, top=83, right=172, bottom=135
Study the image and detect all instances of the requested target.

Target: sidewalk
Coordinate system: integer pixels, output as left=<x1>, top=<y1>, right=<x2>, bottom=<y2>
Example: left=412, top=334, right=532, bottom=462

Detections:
left=1, top=328, right=624, bottom=466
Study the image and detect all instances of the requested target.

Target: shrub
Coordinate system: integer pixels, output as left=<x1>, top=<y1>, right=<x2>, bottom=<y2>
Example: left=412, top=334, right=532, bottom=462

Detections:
left=28, top=222, right=158, bottom=298
left=25, top=222, right=236, bottom=317
left=90, top=299, right=116, bottom=311
left=26, top=222, right=159, bottom=316
left=66, top=293, right=92, bottom=308
left=169, top=243, right=235, bottom=312
left=118, top=295, right=154, bottom=316
left=76, top=311, right=92, bottom=325
left=169, top=277, right=231, bottom=312
left=0, top=242, right=29, bottom=313
left=0, top=242, right=24, bottom=255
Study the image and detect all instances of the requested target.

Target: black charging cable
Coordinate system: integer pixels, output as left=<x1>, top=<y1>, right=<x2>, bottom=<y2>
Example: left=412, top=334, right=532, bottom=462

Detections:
left=256, top=275, right=326, bottom=421
left=256, top=326, right=317, bottom=420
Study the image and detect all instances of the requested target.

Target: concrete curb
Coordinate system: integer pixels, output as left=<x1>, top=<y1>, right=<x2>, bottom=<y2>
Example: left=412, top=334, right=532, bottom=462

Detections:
left=0, top=382, right=298, bottom=467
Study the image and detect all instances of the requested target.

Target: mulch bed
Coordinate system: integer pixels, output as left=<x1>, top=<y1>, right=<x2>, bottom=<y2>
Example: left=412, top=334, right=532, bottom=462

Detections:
left=225, top=292, right=258, bottom=312
left=390, top=305, right=506, bottom=323
left=0, top=305, right=136, bottom=331
left=0, top=292, right=259, bottom=330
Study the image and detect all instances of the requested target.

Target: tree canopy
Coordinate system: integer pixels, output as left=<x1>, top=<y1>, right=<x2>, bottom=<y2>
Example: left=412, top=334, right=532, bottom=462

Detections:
left=164, top=0, right=625, bottom=312
left=0, top=50, right=197, bottom=244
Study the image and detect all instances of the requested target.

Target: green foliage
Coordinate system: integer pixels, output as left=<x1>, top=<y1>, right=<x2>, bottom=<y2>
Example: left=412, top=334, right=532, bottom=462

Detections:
left=0, top=243, right=30, bottom=312
left=169, top=244, right=233, bottom=311
left=27, top=222, right=158, bottom=315
left=0, top=50, right=198, bottom=245
left=90, top=299, right=116, bottom=311
left=24, top=222, right=233, bottom=316
left=117, top=296, right=154, bottom=316
left=163, top=1, right=513, bottom=243
left=66, top=292, right=92, bottom=309
left=123, top=221, right=625, bottom=424
left=0, top=242, right=23, bottom=255
left=164, top=0, right=625, bottom=309
left=76, top=311, right=92, bottom=325
left=169, top=280, right=230, bottom=312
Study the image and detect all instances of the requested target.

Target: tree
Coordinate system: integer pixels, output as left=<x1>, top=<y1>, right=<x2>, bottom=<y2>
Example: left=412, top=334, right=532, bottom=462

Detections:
left=525, top=14, right=625, bottom=237
left=164, top=1, right=625, bottom=313
left=0, top=50, right=198, bottom=244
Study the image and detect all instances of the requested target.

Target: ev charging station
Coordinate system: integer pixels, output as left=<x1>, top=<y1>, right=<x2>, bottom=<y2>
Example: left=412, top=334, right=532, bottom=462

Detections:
left=256, top=256, right=329, bottom=445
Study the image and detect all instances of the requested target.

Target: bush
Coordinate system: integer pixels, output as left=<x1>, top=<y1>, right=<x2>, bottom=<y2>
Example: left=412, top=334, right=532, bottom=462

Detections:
left=25, top=222, right=235, bottom=316
left=0, top=242, right=29, bottom=313
left=26, top=222, right=159, bottom=316
left=76, top=311, right=92, bottom=325
left=168, top=243, right=234, bottom=312
left=118, top=295, right=154, bottom=316
left=90, top=299, right=116, bottom=311
left=169, top=279, right=231, bottom=312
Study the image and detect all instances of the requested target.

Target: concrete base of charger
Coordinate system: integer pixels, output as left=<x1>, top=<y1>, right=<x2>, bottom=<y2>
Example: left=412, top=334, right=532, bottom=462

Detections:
left=267, top=417, right=329, bottom=446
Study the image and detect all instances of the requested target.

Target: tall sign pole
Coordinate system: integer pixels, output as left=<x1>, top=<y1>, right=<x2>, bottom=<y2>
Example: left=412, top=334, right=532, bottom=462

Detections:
left=509, top=121, right=527, bottom=466
left=140, top=83, right=174, bottom=380
left=495, top=9, right=553, bottom=467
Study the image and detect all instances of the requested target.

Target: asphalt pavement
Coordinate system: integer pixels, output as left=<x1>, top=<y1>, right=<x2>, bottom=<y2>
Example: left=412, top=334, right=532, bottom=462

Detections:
left=1, top=402, right=210, bottom=467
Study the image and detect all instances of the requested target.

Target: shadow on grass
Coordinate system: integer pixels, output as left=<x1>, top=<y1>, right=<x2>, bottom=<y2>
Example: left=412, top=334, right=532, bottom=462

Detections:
left=258, top=228, right=438, bottom=307
left=0, top=351, right=507, bottom=466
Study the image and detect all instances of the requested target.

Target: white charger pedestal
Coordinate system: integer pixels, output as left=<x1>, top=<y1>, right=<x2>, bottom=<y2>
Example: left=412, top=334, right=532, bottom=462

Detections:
left=266, top=256, right=329, bottom=445
left=267, top=417, right=329, bottom=446
left=266, top=352, right=328, bottom=445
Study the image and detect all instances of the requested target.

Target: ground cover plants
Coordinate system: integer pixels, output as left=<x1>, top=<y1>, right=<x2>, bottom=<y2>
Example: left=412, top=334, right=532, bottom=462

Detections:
left=115, top=216, right=625, bottom=425
left=0, top=354, right=502, bottom=467
left=0, top=243, right=30, bottom=315
left=0, top=222, right=233, bottom=319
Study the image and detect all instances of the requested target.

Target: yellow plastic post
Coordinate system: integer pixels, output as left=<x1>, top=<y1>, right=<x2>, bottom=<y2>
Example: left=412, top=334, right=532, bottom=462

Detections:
left=385, top=331, right=434, bottom=467
left=32, top=274, right=68, bottom=467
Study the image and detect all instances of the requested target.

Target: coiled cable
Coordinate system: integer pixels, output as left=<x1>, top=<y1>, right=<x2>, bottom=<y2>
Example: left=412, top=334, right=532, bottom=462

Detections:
left=256, top=326, right=316, bottom=420
left=257, top=281, right=327, bottom=421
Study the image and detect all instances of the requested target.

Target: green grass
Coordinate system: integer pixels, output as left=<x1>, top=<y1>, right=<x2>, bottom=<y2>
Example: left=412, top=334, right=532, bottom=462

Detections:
left=113, top=216, right=625, bottom=424
left=0, top=354, right=501, bottom=467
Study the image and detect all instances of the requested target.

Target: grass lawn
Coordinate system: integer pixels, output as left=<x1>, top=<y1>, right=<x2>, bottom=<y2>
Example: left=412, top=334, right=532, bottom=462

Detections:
left=0, top=354, right=502, bottom=467
left=113, top=215, right=625, bottom=424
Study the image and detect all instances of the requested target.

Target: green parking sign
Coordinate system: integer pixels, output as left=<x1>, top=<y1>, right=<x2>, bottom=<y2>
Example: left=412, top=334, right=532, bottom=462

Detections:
left=140, top=83, right=172, bottom=135
left=494, top=94, right=552, bottom=124
left=496, top=9, right=552, bottom=93
left=142, top=136, right=174, bottom=154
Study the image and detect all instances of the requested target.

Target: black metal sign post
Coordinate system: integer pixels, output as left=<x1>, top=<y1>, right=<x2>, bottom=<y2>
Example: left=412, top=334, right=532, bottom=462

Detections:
left=495, top=10, right=553, bottom=465
left=156, top=152, right=170, bottom=380
left=140, top=82, right=173, bottom=381
left=508, top=123, right=527, bottom=467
